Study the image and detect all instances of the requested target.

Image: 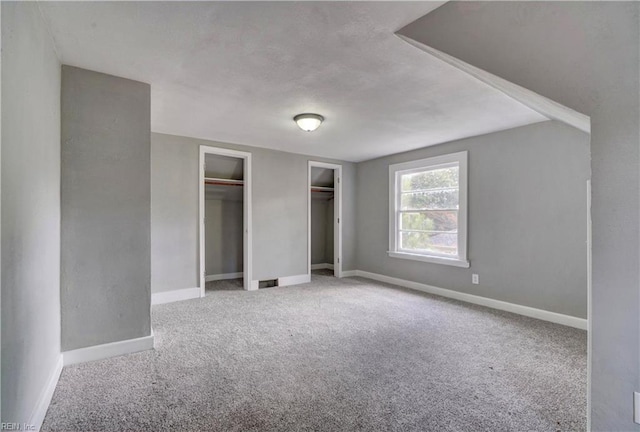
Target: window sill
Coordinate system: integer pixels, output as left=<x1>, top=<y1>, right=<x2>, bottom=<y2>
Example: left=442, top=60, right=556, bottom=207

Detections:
left=387, top=251, right=470, bottom=268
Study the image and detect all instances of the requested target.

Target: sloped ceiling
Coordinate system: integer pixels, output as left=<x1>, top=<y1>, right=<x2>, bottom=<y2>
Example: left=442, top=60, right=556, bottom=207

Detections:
left=39, top=1, right=548, bottom=162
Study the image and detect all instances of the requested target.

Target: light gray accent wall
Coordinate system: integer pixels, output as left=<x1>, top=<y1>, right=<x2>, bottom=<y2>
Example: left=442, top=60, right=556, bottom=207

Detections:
left=205, top=199, right=243, bottom=275
left=400, top=4, right=638, bottom=428
left=151, top=138, right=198, bottom=293
left=253, top=149, right=306, bottom=279
left=311, top=198, right=328, bottom=265
left=61, top=66, right=151, bottom=351
left=356, top=121, right=589, bottom=318
left=1, top=2, right=61, bottom=422
left=150, top=132, right=356, bottom=289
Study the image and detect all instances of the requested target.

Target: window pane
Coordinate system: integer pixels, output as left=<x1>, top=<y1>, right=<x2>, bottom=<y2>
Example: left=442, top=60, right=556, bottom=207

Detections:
left=400, top=232, right=458, bottom=256
left=391, top=153, right=467, bottom=262
left=401, top=189, right=458, bottom=210
left=400, top=211, right=458, bottom=232
left=401, top=166, right=459, bottom=192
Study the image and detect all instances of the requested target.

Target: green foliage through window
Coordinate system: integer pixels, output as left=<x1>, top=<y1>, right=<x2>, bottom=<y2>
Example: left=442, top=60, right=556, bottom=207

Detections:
left=398, top=165, right=459, bottom=255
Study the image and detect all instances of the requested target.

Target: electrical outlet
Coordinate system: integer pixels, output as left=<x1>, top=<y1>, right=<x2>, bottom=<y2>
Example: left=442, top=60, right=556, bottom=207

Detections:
left=472, top=274, right=479, bottom=285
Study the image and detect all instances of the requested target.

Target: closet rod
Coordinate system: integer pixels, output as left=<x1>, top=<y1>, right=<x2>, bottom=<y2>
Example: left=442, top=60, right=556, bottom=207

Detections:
left=310, top=186, right=334, bottom=192
left=205, top=177, right=244, bottom=187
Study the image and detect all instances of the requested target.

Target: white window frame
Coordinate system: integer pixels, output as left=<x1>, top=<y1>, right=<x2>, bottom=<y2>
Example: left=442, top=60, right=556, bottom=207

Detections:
left=388, top=151, right=469, bottom=268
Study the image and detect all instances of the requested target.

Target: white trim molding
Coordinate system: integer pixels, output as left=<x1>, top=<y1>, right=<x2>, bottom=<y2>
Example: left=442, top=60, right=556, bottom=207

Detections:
left=278, top=273, right=311, bottom=287
left=63, top=332, right=155, bottom=366
left=311, top=263, right=334, bottom=270
left=341, top=270, right=357, bottom=278
left=205, top=272, right=243, bottom=282
left=354, top=270, right=587, bottom=330
left=396, top=34, right=591, bottom=134
left=29, top=354, right=63, bottom=432
left=151, top=287, right=201, bottom=305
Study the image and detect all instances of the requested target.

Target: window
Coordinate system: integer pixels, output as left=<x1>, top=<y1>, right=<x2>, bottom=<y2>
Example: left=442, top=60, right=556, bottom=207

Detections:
left=388, top=151, right=469, bottom=267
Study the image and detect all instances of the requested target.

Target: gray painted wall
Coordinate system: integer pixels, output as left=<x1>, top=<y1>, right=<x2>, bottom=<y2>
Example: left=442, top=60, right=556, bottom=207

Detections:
left=400, top=4, right=638, bottom=428
left=205, top=199, right=243, bottom=276
left=311, top=198, right=328, bottom=264
left=1, top=3, right=3, bottom=421
left=150, top=132, right=356, bottom=293
left=151, top=137, right=198, bottom=292
left=1, top=2, right=61, bottom=422
left=357, top=121, right=589, bottom=318
left=61, top=66, right=151, bottom=351
left=310, top=197, right=334, bottom=265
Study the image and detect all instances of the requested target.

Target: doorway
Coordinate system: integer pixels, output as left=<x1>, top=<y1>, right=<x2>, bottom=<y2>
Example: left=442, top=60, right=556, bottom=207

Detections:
left=199, top=146, right=253, bottom=293
left=308, top=161, right=342, bottom=278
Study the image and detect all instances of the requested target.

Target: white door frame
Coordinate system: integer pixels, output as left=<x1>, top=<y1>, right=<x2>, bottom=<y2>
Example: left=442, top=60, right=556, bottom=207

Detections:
left=308, top=161, right=342, bottom=278
left=199, top=146, right=253, bottom=294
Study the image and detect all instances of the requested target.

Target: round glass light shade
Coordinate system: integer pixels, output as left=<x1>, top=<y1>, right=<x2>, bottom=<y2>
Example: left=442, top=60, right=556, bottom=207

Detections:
left=294, top=113, right=324, bottom=132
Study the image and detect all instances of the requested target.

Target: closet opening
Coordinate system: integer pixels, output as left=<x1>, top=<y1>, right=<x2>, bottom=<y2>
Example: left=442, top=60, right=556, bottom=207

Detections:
left=308, top=161, right=342, bottom=279
left=199, top=146, right=253, bottom=294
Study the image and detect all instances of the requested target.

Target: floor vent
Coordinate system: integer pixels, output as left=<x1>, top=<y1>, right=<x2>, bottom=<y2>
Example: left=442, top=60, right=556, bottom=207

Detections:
left=259, top=279, right=278, bottom=289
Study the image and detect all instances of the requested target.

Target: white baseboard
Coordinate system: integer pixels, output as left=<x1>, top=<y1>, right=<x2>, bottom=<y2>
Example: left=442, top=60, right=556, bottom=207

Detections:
left=63, top=332, right=155, bottom=366
left=205, top=272, right=243, bottom=282
left=355, top=270, right=587, bottom=330
left=151, top=287, right=201, bottom=305
left=341, top=270, right=357, bottom=278
left=311, top=263, right=334, bottom=270
left=249, top=280, right=259, bottom=291
left=29, top=354, right=63, bottom=431
left=278, top=273, right=311, bottom=287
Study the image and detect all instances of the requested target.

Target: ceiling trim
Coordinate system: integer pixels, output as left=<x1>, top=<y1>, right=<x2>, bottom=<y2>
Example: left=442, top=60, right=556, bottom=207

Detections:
left=396, top=34, right=591, bottom=134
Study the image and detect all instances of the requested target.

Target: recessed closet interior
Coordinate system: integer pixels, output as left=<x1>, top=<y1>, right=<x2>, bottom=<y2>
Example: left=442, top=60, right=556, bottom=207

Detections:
left=310, top=167, right=335, bottom=275
left=205, top=153, right=244, bottom=283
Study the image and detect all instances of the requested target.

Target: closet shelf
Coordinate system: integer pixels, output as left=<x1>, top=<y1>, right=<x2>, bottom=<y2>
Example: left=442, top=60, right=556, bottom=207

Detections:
left=205, top=177, right=244, bottom=187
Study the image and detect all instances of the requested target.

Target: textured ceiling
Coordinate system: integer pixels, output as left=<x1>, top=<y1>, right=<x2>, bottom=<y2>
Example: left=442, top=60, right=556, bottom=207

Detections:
left=39, top=1, right=547, bottom=162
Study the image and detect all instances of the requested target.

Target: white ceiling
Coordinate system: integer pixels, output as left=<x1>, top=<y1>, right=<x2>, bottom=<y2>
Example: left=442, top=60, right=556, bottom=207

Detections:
left=39, top=1, right=547, bottom=162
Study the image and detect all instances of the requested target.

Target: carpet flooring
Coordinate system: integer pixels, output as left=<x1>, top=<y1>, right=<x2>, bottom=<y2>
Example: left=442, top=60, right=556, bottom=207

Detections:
left=43, top=271, right=587, bottom=431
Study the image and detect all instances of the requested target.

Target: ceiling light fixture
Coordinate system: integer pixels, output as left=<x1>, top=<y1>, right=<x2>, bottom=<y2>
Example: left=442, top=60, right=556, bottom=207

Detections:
left=294, top=113, right=324, bottom=132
